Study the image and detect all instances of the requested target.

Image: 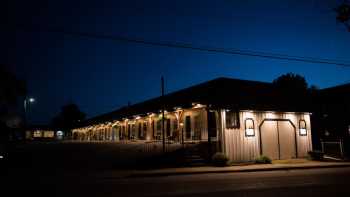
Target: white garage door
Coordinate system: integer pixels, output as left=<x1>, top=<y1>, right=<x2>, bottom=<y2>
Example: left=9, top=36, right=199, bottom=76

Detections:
left=260, top=120, right=296, bottom=160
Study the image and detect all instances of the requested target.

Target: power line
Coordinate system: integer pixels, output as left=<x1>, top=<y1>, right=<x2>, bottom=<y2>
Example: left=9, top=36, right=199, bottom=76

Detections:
left=11, top=24, right=350, bottom=67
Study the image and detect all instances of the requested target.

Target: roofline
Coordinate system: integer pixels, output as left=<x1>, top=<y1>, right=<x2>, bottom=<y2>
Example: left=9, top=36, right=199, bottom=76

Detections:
left=83, top=77, right=273, bottom=123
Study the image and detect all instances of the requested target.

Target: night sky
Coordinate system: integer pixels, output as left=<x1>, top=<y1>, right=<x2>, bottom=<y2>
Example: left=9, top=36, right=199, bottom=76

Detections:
left=4, top=0, right=350, bottom=124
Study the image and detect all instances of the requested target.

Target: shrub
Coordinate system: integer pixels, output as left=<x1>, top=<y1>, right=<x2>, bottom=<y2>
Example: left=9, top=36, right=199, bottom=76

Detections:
left=211, top=152, right=229, bottom=166
left=255, top=155, right=272, bottom=164
left=308, top=151, right=324, bottom=161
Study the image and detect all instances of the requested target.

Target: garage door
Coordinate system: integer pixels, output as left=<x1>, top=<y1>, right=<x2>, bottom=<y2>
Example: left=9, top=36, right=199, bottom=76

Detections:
left=260, top=120, right=296, bottom=160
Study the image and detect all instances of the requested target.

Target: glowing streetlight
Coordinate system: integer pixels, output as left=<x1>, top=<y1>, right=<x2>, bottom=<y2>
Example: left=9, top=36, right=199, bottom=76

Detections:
left=24, top=97, right=36, bottom=128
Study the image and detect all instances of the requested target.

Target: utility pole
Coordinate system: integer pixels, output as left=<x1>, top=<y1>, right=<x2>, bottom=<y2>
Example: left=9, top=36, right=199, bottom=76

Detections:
left=161, top=76, right=165, bottom=153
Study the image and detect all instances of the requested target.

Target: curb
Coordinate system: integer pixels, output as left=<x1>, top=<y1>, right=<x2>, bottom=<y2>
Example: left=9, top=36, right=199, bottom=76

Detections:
left=127, top=163, right=350, bottom=178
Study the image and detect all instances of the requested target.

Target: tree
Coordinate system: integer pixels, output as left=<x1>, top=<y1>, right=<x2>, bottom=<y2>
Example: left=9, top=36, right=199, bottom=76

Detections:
left=273, top=73, right=308, bottom=94
left=272, top=73, right=311, bottom=111
left=52, top=103, right=86, bottom=136
left=0, top=66, right=27, bottom=141
left=0, top=66, right=27, bottom=116
left=336, top=2, right=350, bottom=31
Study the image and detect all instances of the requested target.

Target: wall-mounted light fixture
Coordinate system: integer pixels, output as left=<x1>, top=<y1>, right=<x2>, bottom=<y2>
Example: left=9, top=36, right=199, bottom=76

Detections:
left=192, top=103, right=205, bottom=109
left=299, top=119, right=307, bottom=136
left=245, top=118, right=255, bottom=137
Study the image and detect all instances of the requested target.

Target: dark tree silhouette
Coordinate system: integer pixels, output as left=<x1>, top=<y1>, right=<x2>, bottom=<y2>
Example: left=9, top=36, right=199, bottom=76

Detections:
left=272, top=73, right=311, bottom=111
left=52, top=103, right=86, bottom=136
left=0, top=66, right=26, bottom=141
left=336, top=2, right=350, bottom=31
left=273, top=73, right=308, bottom=94
left=0, top=66, right=27, bottom=116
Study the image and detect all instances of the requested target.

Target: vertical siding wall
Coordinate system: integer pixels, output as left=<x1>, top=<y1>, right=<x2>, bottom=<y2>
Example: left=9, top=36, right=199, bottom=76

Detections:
left=221, top=110, right=313, bottom=162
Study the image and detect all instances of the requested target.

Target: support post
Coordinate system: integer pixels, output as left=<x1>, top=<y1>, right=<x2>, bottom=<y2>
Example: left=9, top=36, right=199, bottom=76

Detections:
left=206, top=107, right=212, bottom=161
left=161, top=76, right=165, bottom=153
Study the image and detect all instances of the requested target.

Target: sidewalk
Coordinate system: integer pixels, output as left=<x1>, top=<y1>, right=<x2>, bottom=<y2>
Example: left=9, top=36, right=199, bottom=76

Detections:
left=126, top=160, right=350, bottom=178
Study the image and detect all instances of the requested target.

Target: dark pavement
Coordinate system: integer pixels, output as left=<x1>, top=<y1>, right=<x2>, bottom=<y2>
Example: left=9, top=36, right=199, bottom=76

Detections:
left=3, top=166, right=350, bottom=197
left=2, top=142, right=350, bottom=197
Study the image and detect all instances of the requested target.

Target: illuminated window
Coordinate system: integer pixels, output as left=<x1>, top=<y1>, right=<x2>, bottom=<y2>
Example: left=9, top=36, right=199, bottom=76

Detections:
left=226, top=110, right=240, bottom=129
left=43, top=131, right=54, bottom=138
left=245, top=118, right=255, bottom=137
left=33, top=130, right=42, bottom=138
left=299, top=120, right=307, bottom=136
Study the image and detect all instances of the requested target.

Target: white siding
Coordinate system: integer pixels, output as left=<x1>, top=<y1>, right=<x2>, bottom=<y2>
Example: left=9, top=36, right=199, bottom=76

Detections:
left=222, top=111, right=313, bottom=162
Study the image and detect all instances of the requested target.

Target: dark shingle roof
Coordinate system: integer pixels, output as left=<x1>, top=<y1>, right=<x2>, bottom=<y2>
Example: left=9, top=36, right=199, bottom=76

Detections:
left=80, top=77, right=309, bottom=126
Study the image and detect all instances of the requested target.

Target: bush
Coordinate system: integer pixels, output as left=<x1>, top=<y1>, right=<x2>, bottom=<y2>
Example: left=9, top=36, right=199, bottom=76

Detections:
left=255, top=155, right=272, bottom=164
left=211, top=152, right=229, bottom=166
left=308, top=151, right=324, bottom=161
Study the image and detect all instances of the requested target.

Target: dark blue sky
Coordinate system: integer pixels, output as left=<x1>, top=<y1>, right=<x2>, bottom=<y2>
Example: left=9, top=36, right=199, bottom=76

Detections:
left=4, top=0, right=350, bottom=124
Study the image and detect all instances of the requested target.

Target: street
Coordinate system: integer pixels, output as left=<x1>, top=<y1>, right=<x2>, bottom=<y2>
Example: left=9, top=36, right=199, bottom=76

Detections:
left=3, top=166, right=350, bottom=197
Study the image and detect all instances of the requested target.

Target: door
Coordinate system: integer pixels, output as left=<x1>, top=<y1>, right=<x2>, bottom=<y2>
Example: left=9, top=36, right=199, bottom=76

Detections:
left=260, top=120, right=296, bottom=160
left=260, top=121, right=279, bottom=160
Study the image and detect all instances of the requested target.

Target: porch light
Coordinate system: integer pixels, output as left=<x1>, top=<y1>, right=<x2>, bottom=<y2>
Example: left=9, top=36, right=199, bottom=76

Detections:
left=174, top=107, right=182, bottom=111
left=299, top=120, right=307, bottom=136
left=192, top=103, right=205, bottom=109
left=245, top=118, right=255, bottom=137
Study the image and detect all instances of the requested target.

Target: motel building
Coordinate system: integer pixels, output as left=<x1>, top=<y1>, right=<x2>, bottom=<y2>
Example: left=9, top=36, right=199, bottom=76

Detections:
left=26, top=125, right=65, bottom=141
left=72, top=77, right=312, bottom=162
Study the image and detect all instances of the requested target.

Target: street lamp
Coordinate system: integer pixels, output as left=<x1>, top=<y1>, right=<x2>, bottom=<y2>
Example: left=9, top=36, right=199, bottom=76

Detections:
left=24, top=97, right=36, bottom=127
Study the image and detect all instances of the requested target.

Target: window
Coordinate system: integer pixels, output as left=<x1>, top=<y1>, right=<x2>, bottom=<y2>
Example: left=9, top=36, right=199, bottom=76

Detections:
left=226, top=110, right=240, bottom=129
left=185, top=116, right=191, bottom=138
left=33, top=130, right=42, bottom=138
left=299, top=120, right=307, bottom=136
left=245, top=118, right=255, bottom=137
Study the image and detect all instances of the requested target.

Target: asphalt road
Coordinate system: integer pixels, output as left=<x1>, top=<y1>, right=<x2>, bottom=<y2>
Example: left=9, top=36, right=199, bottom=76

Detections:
left=3, top=167, right=350, bottom=197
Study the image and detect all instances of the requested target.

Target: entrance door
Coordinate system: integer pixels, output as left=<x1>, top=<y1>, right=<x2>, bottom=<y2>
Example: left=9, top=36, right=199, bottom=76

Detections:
left=260, top=120, right=296, bottom=160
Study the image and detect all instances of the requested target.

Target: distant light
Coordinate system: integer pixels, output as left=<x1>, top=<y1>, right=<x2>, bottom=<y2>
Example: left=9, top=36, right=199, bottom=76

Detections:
left=0, top=155, right=3, bottom=159
left=56, top=131, right=64, bottom=136
left=135, top=116, right=141, bottom=120
left=29, top=98, right=35, bottom=103
left=179, top=123, right=184, bottom=127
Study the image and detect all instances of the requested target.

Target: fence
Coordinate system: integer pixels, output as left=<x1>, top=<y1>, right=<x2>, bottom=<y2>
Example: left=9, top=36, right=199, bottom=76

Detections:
left=321, top=139, right=344, bottom=158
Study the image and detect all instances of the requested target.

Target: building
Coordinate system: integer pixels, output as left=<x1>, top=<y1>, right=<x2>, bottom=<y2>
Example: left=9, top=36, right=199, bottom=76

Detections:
left=72, top=77, right=313, bottom=162
left=26, top=125, right=64, bottom=140
left=313, top=83, right=350, bottom=157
